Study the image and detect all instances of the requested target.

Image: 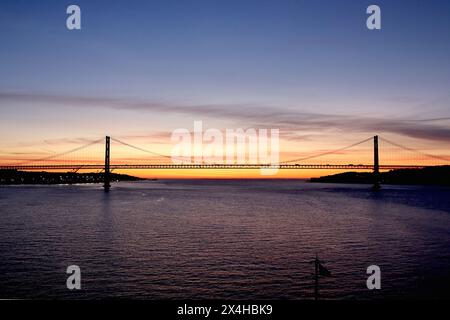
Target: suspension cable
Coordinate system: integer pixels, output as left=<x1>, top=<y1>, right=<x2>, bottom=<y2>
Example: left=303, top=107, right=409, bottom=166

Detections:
left=379, top=137, right=450, bottom=163
left=111, top=137, right=191, bottom=162
left=13, top=138, right=103, bottom=165
left=280, top=137, right=373, bottom=163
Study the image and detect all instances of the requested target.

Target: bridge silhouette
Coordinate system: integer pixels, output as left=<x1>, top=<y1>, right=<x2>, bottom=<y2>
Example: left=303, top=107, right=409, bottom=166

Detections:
left=1, top=135, right=448, bottom=191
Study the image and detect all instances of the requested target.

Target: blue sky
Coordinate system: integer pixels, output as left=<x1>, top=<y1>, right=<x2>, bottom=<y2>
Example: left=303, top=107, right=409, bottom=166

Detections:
left=0, top=0, right=450, bottom=153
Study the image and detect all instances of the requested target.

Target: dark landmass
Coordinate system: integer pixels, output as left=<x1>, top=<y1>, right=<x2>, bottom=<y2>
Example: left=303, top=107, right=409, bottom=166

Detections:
left=0, top=169, right=145, bottom=185
left=310, top=166, right=450, bottom=185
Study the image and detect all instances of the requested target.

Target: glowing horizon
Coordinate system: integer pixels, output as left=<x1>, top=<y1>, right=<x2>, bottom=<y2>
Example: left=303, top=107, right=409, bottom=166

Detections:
left=1, top=131, right=449, bottom=179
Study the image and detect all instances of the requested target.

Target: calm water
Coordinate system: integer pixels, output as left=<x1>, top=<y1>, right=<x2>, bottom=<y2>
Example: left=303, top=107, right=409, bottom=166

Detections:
left=1, top=180, right=450, bottom=300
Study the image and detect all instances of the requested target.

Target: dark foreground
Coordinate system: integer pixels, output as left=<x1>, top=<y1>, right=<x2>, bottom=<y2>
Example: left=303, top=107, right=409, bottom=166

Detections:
left=0, top=169, right=144, bottom=185
left=0, top=180, right=449, bottom=299
left=310, top=166, right=450, bottom=185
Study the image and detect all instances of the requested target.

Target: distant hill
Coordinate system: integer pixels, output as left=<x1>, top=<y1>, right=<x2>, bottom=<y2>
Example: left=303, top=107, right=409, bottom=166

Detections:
left=310, top=166, right=450, bottom=186
left=0, top=169, right=145, bottom=185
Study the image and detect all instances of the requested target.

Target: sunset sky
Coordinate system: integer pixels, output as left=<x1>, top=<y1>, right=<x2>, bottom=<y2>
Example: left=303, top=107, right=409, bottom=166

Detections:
left=1, top=0, right=450, bottom=178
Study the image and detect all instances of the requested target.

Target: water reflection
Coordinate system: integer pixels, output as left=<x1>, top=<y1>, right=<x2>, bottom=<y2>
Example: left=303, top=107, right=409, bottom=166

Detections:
left=0, top=180, right=449, bottom=299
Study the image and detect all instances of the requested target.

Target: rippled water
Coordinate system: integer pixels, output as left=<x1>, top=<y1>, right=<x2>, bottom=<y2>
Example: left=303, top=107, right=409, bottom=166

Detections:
left=1, top=180, right=450, bottom=299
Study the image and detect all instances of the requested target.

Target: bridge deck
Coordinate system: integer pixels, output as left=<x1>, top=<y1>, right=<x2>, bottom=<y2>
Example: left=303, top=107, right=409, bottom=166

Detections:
left=0, top=164, right=428, bottom=170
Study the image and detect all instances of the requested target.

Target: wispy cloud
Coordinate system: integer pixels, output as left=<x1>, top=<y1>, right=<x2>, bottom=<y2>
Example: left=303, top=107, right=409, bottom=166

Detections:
left=1, top=91, right=450, bottom=142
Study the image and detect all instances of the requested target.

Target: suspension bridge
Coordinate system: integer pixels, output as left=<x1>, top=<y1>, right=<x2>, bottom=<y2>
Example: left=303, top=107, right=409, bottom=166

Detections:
left=0, top=135, right=448, bottom=191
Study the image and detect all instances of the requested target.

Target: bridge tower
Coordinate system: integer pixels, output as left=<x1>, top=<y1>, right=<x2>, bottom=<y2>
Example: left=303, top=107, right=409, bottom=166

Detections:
left=373, top=135, right=380, bottom=190
left=104, top=136, right=111, bottom=192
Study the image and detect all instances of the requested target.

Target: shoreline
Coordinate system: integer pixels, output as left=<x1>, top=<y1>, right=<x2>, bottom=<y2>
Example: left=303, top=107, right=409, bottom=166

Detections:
left=0, top=169, right=146, bottom=185
left=2, top=166, right=450, bottom=186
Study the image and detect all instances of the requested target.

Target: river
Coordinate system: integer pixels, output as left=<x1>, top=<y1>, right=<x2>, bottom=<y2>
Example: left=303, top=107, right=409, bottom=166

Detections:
left=1, top=180, right=449, bottom=299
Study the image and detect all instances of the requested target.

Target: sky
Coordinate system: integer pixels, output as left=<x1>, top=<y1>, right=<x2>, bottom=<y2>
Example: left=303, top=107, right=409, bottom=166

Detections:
left=0, top=0, right=450, bottom=178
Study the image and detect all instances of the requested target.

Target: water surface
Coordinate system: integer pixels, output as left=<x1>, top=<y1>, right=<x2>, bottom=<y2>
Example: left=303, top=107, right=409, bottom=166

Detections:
left=1, top=180, right=449, bottom=299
